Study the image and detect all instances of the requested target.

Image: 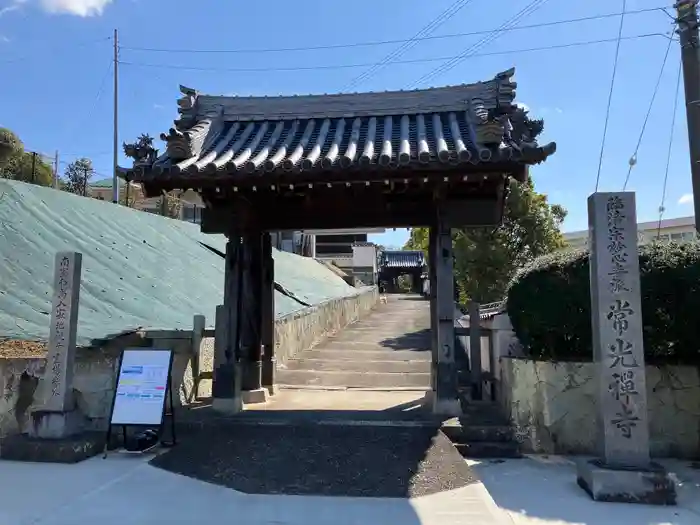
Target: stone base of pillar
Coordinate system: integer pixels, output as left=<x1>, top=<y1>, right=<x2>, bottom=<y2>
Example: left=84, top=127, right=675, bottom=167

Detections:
left=241, top=388, right=269, bottom=404
left=29, top=409, right=84, bottom=439
left=576, top=459, right=676, bottom=506
left=431, top=396, right=462, bottom=416
left=0, top=409, right=101, bottom=464
left=261, top=357, right=276, bottom=394
left=212, top=396, right=242, bottom=414
left=241, top=359, right=262, bottom=391
left=265, top=384, right=278, bottom=396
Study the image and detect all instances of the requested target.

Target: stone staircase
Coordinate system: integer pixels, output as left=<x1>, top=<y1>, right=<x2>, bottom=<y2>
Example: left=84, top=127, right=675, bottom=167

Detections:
left=277, top=295, right=432, bottom=390
left=441, top=401, right=521, bottom=459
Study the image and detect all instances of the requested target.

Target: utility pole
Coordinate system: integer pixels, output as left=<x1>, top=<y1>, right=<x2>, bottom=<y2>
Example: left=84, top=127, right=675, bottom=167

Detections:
left=53, top=150, right=59, bottom=189
left=30, top=151, right=37, bottom=184
left=112, top=28, right=120, bottom=204
left=676, top=0, right=700, bottom=231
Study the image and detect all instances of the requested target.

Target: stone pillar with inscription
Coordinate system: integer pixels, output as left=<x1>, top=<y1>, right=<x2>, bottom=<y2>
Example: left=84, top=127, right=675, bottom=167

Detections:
left=30, top=252, right=84, bottom=439
left=576, top=193, right=676, bottom=505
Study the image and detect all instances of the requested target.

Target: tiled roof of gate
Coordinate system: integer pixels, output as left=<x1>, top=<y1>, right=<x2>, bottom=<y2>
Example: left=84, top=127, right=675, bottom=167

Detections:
left=382, top=251, right=426, bottom=269
left=129, top=68, right=556, bottom=181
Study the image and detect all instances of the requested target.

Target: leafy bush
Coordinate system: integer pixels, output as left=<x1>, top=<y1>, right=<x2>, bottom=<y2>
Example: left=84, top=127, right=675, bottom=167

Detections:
left=506, top=242, right=700, bottom=365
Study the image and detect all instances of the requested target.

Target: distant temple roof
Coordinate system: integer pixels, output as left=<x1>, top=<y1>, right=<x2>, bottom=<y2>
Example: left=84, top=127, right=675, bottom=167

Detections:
left=381, top=250, right=426, bottom=269
left=127, top=68, right=555, bottom=183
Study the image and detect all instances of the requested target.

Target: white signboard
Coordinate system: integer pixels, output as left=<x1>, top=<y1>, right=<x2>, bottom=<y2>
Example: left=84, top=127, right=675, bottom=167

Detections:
left=110, top=349, right=173, bottom=426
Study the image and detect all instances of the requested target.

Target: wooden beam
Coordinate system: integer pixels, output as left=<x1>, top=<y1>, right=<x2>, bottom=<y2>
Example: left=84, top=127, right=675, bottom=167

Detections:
left=428, top=226, right=438, bottom=393
left=239, top=230, right=264, bottom=392
left=201, top=194, right=503, bottom=233
left=468, top=301, right=483, bottom=401
left=433, top=205, right=460, bottom=415
left=260, top=232, right=276, bottom=394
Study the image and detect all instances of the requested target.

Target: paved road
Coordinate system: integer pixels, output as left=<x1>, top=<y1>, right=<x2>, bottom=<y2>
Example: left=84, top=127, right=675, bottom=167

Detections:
left=277, top=294, right=432, bottom=389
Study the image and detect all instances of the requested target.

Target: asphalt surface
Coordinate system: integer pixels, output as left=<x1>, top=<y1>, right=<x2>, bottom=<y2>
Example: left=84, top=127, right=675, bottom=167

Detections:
left=151, top=424, right=479, bottom=498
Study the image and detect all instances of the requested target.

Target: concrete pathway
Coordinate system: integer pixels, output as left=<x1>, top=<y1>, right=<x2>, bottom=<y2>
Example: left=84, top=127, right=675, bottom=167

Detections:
left=0, top=454, right=508, bottom=525
left=277, top=294, right=431, bottom=389
left=1, top=454, right=697, bottom=524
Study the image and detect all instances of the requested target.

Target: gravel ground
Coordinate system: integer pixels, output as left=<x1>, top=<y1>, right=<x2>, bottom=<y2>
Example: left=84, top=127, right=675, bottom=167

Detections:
left=151, top=424, right=478, bottom=498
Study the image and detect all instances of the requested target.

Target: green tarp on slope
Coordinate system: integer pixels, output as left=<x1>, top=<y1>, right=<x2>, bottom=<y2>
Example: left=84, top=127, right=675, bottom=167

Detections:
left=0, top=179, right=357, bottom=346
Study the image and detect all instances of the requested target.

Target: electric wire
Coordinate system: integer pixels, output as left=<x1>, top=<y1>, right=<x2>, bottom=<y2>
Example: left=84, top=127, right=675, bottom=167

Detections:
left=342, top=0, right=478, bottom=91
left=117, top=7, right=665, bottom=55
left=657, top=60, right=683, bottom=238
left=408, top=0, right=551, bottom=88
left=622, top=25, right=676, bottom=190
left=56, top=60, right=113, bottom=178
left=594, top=0, right=628, bottom=193
left=118, top=33, right=668, bottom=75
left=0, top=36, right=112, bottom=64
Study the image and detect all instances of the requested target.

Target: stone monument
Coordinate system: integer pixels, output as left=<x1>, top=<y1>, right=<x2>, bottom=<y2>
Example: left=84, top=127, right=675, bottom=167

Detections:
left=576, top=193, right=676, bottom=505
left=30, top=252, right=84, bottom=439
left=1, top=251, right=103, bottom=462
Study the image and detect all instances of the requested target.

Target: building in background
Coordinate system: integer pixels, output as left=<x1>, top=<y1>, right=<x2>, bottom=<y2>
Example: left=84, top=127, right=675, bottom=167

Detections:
left=88, top=178, right=204, bottom=223
left=564, top=215, right=697, bottom=250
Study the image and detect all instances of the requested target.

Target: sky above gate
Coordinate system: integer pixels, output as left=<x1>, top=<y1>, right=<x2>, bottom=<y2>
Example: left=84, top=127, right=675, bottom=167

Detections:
left=0, top=0, right=690, bottom=248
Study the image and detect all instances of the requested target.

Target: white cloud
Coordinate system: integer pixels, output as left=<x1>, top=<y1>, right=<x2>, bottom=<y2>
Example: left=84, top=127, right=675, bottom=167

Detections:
left=0, top=4, right=21, bottom=17
left=39, top=0, right=113, bottom=16
left=678, top=193, right=694, bottom=205
left=516, top=102, right=530, bottom=112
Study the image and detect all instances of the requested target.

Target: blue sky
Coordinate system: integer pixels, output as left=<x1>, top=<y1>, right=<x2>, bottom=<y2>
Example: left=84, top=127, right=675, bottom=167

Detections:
left=0, top=0, right=690, bottom=248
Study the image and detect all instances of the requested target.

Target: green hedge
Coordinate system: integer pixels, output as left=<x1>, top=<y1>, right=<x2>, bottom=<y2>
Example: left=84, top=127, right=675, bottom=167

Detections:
left=505, top=242, right=700, bottom=365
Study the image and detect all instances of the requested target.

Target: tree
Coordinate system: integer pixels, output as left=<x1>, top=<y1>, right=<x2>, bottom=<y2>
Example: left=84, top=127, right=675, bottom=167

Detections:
left=0, top=127, right=22, bottom=167
left=63, top=158, right=94, bottom=196
left=0, top=128, right=54, bottom=187
left=404, top=108, right=566, bottom=304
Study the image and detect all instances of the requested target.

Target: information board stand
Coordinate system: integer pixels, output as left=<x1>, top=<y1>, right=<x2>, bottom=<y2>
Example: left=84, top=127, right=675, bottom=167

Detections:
left=103, top=349, right=177, bottom=458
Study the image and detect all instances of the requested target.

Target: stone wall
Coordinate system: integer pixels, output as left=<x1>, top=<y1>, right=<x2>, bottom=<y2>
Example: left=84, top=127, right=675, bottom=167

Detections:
left=0, top=287, right=378, bottom=441
left=500, top=357, right=700, bottom=459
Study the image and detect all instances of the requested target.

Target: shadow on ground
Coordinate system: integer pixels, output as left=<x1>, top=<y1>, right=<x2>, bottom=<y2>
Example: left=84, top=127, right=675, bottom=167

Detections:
left=472, top=456, right=700, bottom=524
left=378, top=328, right=431, bottom=351
left=152, top=396, right=478, bottom=498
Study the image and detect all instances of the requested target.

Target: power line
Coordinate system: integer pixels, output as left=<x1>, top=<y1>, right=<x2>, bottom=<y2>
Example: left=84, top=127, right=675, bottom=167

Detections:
left=55, top=60, right=113, bottom=178
left=622, top=26, right=676, bottom=191
left=657, top=60, right=683, bottom=237
left=342, top=0, right=479, bottom=91
left=118, top=7, right=666, bottom=55
left=409, top=0, right=552, bottom=88
left=0, top=36, right=112, bottom=65
left=594, top=0, right=627, bottom=193
left=117, top=33, right=669, bottom=75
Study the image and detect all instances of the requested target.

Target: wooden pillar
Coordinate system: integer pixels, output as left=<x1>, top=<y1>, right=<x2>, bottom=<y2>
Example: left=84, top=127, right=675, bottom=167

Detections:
left=240, top=230, right=264, bottom=395
left=428, top=226, right=438, bottom=393
left=261, top=232, right=276, bottom=395
left=212, top=236, right=242, bottom=413
left=468, top=301, right=483, bottom=401
left=433, top=208, right=460, bottom=415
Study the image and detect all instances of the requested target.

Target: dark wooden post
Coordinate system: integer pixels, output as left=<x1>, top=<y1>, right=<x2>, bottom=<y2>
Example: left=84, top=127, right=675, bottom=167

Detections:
left=261, top=232, right=276, bottom=395
left=468, top=300, right=483, bottom=401
left=433, top=207, right=460, bottom=415
left=428, top=226, right=438, bottom=393
left=240, top=230, right=264, bottom=395
left=212, top=235, right=242, bottom=413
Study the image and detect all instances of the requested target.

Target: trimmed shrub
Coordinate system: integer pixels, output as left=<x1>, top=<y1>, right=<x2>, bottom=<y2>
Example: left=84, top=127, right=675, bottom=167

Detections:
left=506, top=241, right=700, bottom=365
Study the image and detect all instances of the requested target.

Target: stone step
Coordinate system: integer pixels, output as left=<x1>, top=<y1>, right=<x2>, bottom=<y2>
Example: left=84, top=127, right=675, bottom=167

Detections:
left=441, top=421, right=514, bottom=443
left=301, top=349, right=431, bottom=362
left=453, top=441, right=521, bottom=459
left=321, top=342, right=431, bottom=352
left=283, top=359, right=431, bottom=374
left=276, top=369, right=431, bottom=389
